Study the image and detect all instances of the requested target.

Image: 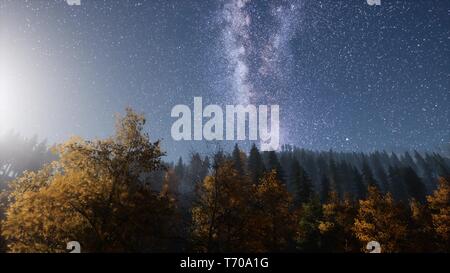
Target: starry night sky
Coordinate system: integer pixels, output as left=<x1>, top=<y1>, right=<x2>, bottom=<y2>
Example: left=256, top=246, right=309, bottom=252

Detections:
left=0, top=0, right=449, bottom=160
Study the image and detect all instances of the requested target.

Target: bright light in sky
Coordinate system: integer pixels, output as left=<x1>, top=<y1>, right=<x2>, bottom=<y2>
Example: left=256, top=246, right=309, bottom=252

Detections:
left=0, top=55, right=19, bottom=132
left=0, top=42, right=32, bottom=134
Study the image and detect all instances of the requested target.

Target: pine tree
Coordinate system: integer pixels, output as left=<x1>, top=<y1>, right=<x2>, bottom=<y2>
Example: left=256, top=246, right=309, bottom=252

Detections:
left=232, top=144, right=245, bottom=176
left=187, top=153, right=209, bottom=192
left=328, top=157, right=343, bottom=198
left=414, top=151, right=435, bottom=191
left=338, top=161, right=354, bottom=197
left=361, top=158, right=379, bottom=189
left=291, top=159, right=314, bottom=204
left=266, top=151, right=284, bottom=183
left=403, top=167, right=427, bottom=203
left=390, top=153, right=402, bottom=167
left=388, top=166, right=408, bottom=202
left=247, top=144, right=266, bottom=184
left=352, top=167, right=366, bottom=200
left=175, top=157, right=185, bottom=180
left=402, top=152, right=417, bottom=170
left=371, top=155, right=389, bottom=193
left=320, top=175, right=331, bottom=203
left=433, top=154, right=450, bottom=178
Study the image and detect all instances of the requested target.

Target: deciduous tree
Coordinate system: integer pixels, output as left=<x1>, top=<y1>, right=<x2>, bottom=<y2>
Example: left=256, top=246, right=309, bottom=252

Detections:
left=353, top=186, right=409, bottom=252
left=426, top=177, right=450, bottom=251
left=2, top=108, right=176, bottom=252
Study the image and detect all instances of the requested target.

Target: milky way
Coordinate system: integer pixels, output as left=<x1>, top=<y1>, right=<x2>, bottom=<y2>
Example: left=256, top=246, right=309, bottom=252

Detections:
left=0, top=0, right=449, bottom=160
left=219, top=0, right=302, bottom=105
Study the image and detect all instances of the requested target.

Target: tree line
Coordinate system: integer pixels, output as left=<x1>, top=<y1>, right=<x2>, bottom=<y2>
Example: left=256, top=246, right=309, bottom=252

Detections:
left=0, top=109, right=448, bottom=252
left=0, top=132, right=54, bottom=189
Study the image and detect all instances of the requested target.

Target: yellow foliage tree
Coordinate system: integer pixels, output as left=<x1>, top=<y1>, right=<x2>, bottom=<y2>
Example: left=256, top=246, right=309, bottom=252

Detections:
left=253, top=170, right=295, bottom=252
left=1, top=108, right=176, bottom=252
left=191, top=165, right=295, bottom=252
left=426, top=177, right=450, bottom=251
left=353, top=186, right=409, bottom=252
left=407, top=199, right=434, bottom=252
left=319, top=192, right=359, bottom=252
left=191, top=160, right=254, bottom=252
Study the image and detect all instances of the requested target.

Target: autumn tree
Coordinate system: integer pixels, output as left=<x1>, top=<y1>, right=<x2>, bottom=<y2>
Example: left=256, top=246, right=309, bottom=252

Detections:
left=191, top=160, right=254, bottom=252
left=253, top=170, right=295, bottom=252
left=426, top=177, right=450, bottom=251
left=295, top=198, right=323, bottom=252
left=407, top=199, right=435, bottom=252
left=353, top=186, right=409, bottom=252
left=1, top=108, right=177, bottom=252
left=319, top=192, right=359, bottom=252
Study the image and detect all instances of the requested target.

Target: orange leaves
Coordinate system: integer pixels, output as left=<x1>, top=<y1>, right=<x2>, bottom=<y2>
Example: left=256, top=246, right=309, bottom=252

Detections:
left=1, top=108, right=176, bottom=252
left=191, top=166, right=294, bottom=252
left=353, top=186, right=409, bottom=252
left=427, top=177, right=450, bottom=250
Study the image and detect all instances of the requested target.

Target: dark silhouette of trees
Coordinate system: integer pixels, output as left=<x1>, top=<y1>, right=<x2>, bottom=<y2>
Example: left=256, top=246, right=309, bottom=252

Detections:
left=265, top=151, right=284, bottom=183
left=231, top=144, right=246, bottom=176
left=352, top=167, right=366, bottom=200
left=290, top=159, right=313, bottom=204
left=247, top=144, right=265, bottom=184
left=320, top=175, right=331, bottom=203
left=361, top=158, right=379, bottom=189
left=403, top=167, right=427, bottom=203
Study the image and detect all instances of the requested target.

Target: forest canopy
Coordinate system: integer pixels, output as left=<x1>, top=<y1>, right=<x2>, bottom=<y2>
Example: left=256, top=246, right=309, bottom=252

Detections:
left=0, top=109, right=449, bottom=253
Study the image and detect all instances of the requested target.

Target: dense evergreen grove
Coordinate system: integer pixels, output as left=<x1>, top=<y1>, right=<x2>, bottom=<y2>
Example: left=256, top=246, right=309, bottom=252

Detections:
left=0, top=109, right=449, bottom=252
